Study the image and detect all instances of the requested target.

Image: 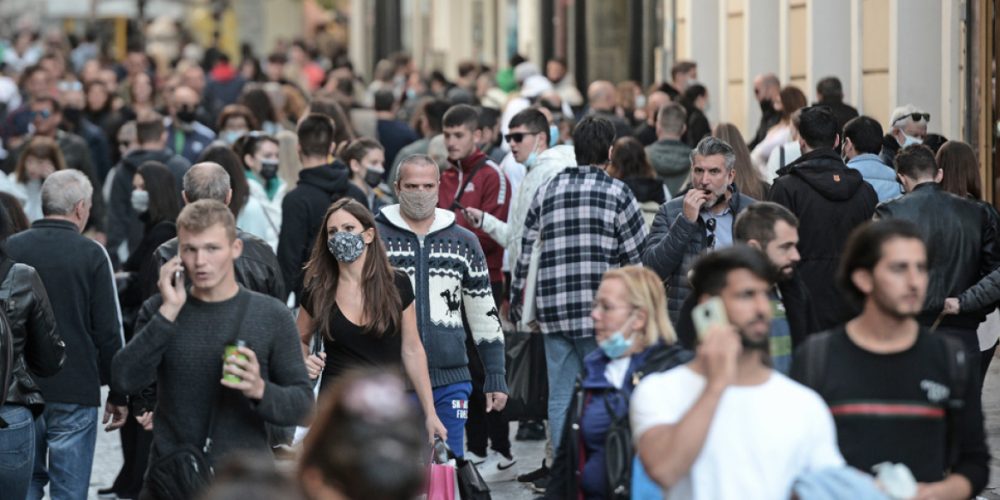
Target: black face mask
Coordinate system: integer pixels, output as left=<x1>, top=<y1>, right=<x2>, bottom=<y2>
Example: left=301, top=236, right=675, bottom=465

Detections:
left=759, top=98, right=775, bottom=114
left=176, top=107, right=197, bottom=124
left=62, top=107, right=82, bottom=124
left=259, top=160, right=279, bottom=180
left=364, top=168, right=383, bottom=188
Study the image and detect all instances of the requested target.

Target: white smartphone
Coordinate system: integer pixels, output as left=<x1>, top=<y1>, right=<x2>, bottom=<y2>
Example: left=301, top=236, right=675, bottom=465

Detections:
left=692, top=297, right=728, bottom=342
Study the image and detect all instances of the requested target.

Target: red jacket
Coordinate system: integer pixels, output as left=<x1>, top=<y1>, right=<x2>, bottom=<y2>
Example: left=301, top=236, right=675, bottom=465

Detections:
left=438, top=150, right=511, bottom=284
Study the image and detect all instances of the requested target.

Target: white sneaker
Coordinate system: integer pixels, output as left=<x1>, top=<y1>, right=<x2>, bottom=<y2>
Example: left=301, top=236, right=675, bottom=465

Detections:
left=478, top=450, right=517, bottom=482
left=467, top=451, right=488, bottom=466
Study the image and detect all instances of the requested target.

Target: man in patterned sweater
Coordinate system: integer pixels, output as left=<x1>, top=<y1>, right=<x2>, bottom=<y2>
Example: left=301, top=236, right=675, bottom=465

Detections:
left=510, top=115, right=649, bottom=461
left=376, top=154, right=508, bottom=462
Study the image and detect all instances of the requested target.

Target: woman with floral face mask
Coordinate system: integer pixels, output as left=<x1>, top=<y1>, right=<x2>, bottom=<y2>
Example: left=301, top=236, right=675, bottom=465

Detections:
left=546, top=266, right=692, bottom=500
left=297, top=198, right=446, bottom=444
left=342, top=138, right=393, bottom=212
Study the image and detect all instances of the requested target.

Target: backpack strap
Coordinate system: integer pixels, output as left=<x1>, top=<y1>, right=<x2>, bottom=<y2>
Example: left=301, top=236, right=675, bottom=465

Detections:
left=940, top=335, right=968, bottom=467
left=450, top=156, right=490, bottom=210
left=802, top=330, right=835, bottom=390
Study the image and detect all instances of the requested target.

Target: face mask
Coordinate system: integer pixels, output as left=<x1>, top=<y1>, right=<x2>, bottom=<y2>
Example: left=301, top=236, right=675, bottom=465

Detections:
left=549, top=124, right=559, bottom=147
left=524, top=138, right=542, bottom=169
left=328, top=231, right=366, bottom=263
left=222, top=130, right=245, bottom=145
left=398, top=189, right=438, bottom=220
left=901, top=134, right=923, bottom=147
left=131, top=189, right=149, bottom=213
left=176, top=108, right=197, bottom=124
left=599, top=330, right=634, bottom=359
left=406, top=88, right=417, bottom=100
left=364, top=167, right=384, bottom=188
left=759, top=98, right=774, bottom=114
left=259, top=159, right=279, bottom=180
left=63, top=107, right=82, bottom=124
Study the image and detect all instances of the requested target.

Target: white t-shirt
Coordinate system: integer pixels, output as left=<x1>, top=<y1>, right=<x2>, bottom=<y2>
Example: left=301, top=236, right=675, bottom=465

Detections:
left=630, top=365, right=844, bottom=500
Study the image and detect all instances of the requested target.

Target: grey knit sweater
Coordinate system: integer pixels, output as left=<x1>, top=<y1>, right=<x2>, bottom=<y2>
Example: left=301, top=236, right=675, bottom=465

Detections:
left=111, top=288, right=312, bottom=463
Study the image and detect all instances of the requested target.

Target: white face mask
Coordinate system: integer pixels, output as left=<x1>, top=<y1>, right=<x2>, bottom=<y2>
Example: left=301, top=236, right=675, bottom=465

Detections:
left=901, top=133, right=923, bottom=147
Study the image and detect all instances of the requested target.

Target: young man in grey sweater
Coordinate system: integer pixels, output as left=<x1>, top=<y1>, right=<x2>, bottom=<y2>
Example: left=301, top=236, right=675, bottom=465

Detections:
left=112, top=200, right=312, bottom=493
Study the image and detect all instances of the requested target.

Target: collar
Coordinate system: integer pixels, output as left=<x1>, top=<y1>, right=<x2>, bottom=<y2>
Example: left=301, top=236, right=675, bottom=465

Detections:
left=912, top=181, right=940, bottom=192
left=31, top=218, right=79, bottom=232
left=581, top=347, right=651, bottom=389
left=847, top=153, right=882, bottom=164
left=450, top=150, right=487, bottom=172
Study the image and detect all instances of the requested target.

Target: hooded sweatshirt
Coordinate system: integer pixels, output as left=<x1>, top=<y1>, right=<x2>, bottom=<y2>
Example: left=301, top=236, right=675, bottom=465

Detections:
left=375, top=206, right=507, bottom=393
left=107, top=148, right=190, bottom=262
left=277, top=162, right=368, bottom=303
left=439, top=150, right=511, bottom=283
left=480, top=144, right=576, bottom=271
left=769, top=148, right=878, bottom=331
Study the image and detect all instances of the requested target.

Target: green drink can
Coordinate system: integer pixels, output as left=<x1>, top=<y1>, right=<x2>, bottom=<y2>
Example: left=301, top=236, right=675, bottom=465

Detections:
left=223, top=340, right=248, bottom=383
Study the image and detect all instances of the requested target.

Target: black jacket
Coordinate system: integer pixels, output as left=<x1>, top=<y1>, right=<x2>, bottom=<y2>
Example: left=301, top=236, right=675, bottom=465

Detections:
left=623, top=177, right=667, bottom=205
left=156, top=229, right=286, bottom=302
left=106, top=148, right=190, bottom=265
left=675, top=274, right=821, bottom=350
left=769, top=149, right=878, bottom=331
left=277, top=162, right=367, bottom=303
left=879, top=134, right=902, bottom=167
left=876, top=183, right=1000, bottom=329
left=682, top=106, right=711, bottom=148
left=2, top=260, right=64, bottom=415
left=749, top=102, right=781, bottom=150
left=818, top=100, right=859, bottom=133
left=121, top=220, right=177, bottom=324
left=5, top=219, right=125, bottom=406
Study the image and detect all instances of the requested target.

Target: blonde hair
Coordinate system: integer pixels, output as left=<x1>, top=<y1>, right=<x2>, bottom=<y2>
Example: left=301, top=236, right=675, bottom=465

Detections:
left=601, top=266, right=676, bottom=346
left=176, top=199, right=237, bottom=242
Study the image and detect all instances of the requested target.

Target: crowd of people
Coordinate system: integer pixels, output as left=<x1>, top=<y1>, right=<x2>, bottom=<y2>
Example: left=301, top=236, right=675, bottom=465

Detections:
left=0, top=22, right=994, bottom=500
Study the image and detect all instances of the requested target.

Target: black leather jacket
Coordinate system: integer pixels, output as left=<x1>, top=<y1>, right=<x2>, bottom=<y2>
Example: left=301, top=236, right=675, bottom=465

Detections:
left=876, top=183, right=1000, bottom=329
left=155, top=229, right=286, bottom=301
left=3, top=262, right=64, bottom=414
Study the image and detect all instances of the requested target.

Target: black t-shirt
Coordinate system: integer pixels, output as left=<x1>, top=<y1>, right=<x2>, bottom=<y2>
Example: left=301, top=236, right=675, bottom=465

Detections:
left=303, top=270, right=414, bottom=391
left=792, top=327, right=986, bottom=485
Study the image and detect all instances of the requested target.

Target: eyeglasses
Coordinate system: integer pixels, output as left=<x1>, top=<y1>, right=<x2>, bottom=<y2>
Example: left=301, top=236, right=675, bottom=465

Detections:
left=504, top=131, right=541, bottom=143
left=591, top=301, right=635, bottom=315
left=892, top=112, right=930, bottom=125
left=705, top=217, right=717, bottom=249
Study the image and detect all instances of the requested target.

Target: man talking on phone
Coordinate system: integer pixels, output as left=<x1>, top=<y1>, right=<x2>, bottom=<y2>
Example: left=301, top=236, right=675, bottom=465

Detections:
left=643, top=136, right=756, bottom=325
left=630, top=246, right=843, bottom=499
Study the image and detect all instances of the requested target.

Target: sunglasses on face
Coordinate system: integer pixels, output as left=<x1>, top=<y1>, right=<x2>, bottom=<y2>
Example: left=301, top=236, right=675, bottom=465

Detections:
left=30, top=110, right=52, bottom=120
left=505, top=131, right=540, bottom=143
left=893, top=112, right=930, bottom=125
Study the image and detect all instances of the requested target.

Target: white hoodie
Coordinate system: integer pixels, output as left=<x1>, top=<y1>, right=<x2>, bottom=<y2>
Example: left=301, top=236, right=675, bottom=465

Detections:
left=481, top=144, right=577, bottom=271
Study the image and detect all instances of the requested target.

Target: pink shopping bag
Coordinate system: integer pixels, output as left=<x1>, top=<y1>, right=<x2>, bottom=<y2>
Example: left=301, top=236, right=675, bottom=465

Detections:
left=427, top=461, right=458, bottom=500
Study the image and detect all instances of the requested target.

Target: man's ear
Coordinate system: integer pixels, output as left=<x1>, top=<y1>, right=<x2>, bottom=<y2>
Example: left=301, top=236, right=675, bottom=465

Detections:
left=934, top=168, right=944, bottom=183
left=231, top=236, right=244, bottom=259
left=746, top=239, right=762, bottom=251
left=182, top=191, right=190, bottom=205
left=833, top=134, right=841, bottom=149
left=851, top=268, right=874, bottom=296
left=225, top=189, right=233, bottom=206
left=471, top=127, right=483, bottom=146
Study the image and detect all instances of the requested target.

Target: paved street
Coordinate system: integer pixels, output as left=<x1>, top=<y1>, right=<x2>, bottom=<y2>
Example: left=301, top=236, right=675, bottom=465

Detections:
left=76, top=356, right=1000, bottom=499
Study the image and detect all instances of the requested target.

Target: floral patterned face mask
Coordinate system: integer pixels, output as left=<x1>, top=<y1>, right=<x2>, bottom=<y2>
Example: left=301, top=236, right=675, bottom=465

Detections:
left=328, top=231, right=366, bottom=263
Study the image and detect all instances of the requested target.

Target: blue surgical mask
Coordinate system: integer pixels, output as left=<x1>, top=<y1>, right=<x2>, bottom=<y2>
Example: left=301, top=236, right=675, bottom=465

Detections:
left=524, top=139, right=542, bottom=168
left=222, top=130, right=245, bottom=145
left=902, top=134, right=923, bottom=147
left=549, top=124, right=559, bottom=147
left=328, top=231, right=366, bottom=263
left=599, top=330, right=634, bottom=359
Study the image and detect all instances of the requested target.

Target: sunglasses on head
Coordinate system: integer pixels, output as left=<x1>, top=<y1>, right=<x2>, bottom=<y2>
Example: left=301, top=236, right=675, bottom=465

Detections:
left=893, top=112, right=930, bottom=125
left=505, top=131, right=541, bottom=143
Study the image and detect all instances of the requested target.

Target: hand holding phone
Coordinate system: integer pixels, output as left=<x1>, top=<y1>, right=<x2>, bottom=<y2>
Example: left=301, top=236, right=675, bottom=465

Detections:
left=692, top=297, right=728, bottom=342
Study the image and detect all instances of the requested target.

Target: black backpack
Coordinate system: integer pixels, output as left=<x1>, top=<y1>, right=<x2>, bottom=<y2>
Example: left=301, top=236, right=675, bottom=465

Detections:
left=800, top=329, right=968, bottom=467
left=604, top=345, right=695, bottom=499
left=0, top=258, right=17, bottom=427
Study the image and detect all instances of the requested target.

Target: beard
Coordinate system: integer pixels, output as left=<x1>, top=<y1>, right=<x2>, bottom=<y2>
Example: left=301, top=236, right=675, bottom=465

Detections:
left=738, top=315, right=771, bottom=351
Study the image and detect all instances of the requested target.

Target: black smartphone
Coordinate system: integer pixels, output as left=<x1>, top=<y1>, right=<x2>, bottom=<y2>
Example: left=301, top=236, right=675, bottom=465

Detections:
left=451, top=200, right=466, bottom=211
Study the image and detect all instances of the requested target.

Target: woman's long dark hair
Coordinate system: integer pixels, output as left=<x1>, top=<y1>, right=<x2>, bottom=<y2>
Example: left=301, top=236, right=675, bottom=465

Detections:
left=302, top=198, right=402, bottom=338
left=609, top=136, right=655, bottom=180
left=136, top=161, right=180, bottom=225
left=937, top=141, right=982, bottom=200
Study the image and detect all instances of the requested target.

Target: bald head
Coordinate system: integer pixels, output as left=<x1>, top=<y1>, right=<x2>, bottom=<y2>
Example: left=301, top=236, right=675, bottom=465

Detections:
left=587, top=80, right=616, bottom=111
left=173, top=85, right=200, bottom=109
left=646, top=91, right=670, bottom=124
left=753, top=73, right=781, bottom=103
left=183, top=162, right=232, bottom=205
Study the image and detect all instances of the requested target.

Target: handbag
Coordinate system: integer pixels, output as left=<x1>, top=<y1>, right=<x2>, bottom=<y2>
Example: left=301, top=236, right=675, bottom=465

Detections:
left=502, top=330, right=548, bottom=421
left=455, top=457, right=492, bottom=500
left=427, top=438, right=460, bottom=500
left=517, top=180, right=552, bottom=331
left=145, top=291, right=251, bottom=499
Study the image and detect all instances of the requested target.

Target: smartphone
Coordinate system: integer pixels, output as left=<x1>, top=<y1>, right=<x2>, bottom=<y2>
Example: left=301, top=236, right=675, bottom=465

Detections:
left=451, top=200, right=466, bottom=211
left=692, top=297, right=728, bottom=342
left=172, top=267, right=184, bottom=287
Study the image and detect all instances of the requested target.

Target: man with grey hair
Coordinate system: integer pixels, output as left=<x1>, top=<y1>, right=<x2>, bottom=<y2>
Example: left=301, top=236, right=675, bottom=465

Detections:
left=156, top=162, right=285, bottom=300
left=5, top=170, right=128, bottom=499
left=880, top=104, right=930, bottom=166
left=646, top=103, right=692, bottom=196
left=373, top=154, right=509, bottom=469
left=643, top=136, right=758, bottom=323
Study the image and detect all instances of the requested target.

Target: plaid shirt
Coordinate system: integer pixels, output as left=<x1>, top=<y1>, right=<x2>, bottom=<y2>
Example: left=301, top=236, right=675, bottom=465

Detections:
left=510, top=165, right=648, bottom=338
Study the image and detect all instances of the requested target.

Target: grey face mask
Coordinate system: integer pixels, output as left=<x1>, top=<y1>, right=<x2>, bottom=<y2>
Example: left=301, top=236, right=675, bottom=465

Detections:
left=328, top=231, right=366, bottom=263
left=398, top=190, right=438, bottom=220
left=131, top=190, right=149, bottom=213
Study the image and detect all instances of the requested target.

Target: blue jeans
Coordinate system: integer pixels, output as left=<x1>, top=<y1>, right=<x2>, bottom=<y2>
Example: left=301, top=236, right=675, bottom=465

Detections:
left=433, top=382, right=473, bottom=458
left=543, top=334, right=597, bottom=455
left=28, top=403, right=98, bottom=500
left=0, top=405, right=35, bottom=500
